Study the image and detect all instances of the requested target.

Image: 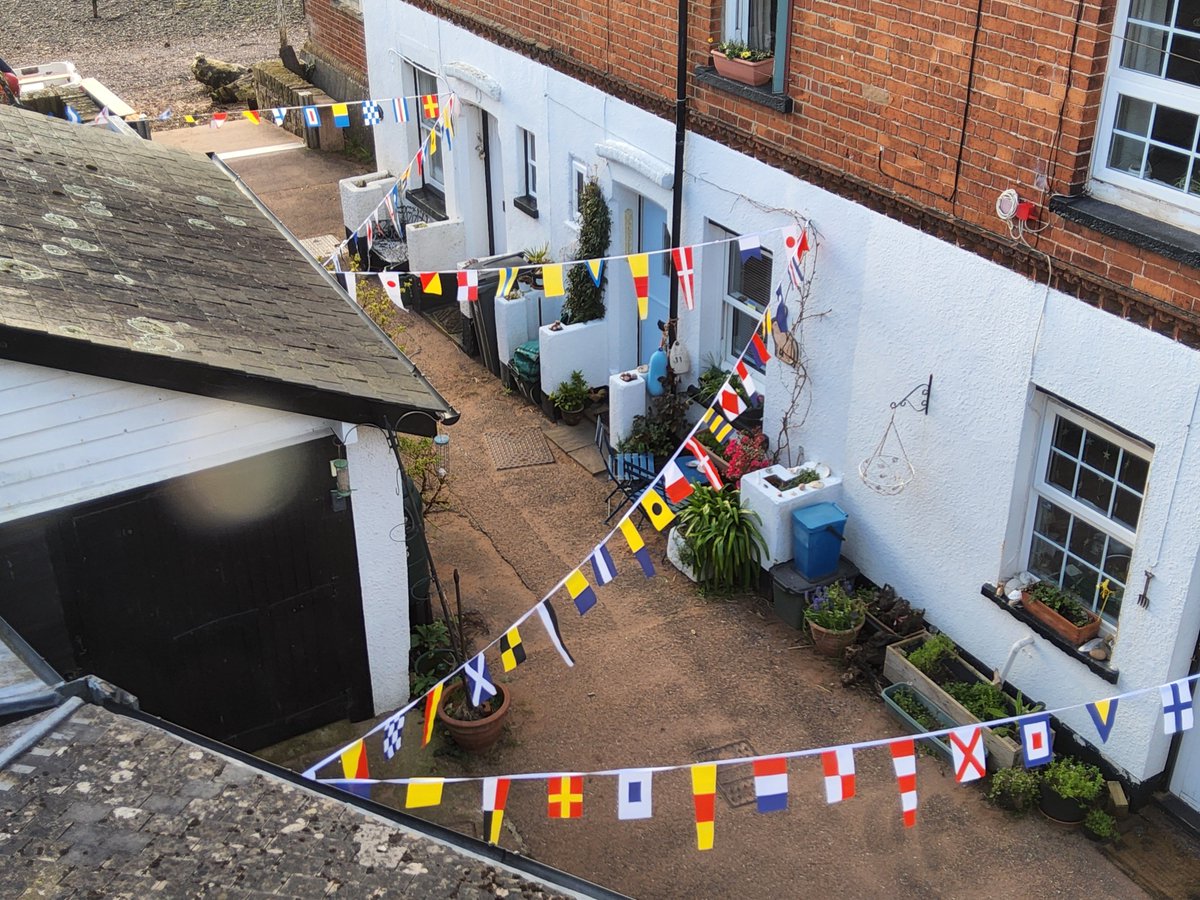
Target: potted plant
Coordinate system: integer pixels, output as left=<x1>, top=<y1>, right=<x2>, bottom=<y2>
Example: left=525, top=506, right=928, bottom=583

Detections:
left=521, top=243, right=552, bottom=290
left=1082, top=807, right=1120, bottom=843
left=1022, top=581, right=1102, bottom=645
left=1038, top=756, right=1104, bottom=826
left=804, top=581, right=865, bottom=658
left=675, top=485, right=766, bottom=592
left=710, top=39, right=774, bottom=87
left=881, top=683, right=955, bottom=762
left=986, top=766, right=1041, bottom=813
left=724, top=428, right=772, bottom=488
left=550, top=370, right=589, bottom=425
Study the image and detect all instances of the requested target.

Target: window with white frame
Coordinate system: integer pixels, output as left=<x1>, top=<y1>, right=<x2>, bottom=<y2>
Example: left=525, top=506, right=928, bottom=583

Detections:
left=716, top=225, right=773, bottom=369
left=1093, top=0, right=1200, bottom=223
left=723, top=0, right=778, bottom=54
left=413, top=66, right=444, bottom=191
left=1025, top=401, right=1151, bottom=624
left=514, top=128, right=538, bottom=216
left=569, top=159, right=588, bottom=223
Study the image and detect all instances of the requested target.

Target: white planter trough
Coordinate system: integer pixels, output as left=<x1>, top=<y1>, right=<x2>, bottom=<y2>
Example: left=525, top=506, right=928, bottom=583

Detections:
left=740, top=463, right=844, bottom=569
left=539, top=318, right=610, bottom=396
left=495, top=292, right=531, bottom=369
left=608, top=369, right=647, bottom=447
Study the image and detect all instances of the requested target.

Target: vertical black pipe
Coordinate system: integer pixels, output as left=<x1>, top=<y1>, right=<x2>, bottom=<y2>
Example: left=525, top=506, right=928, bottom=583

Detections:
left=481, top=112, right=497, bottom=256
left=667, top=0, right=689, bottom=331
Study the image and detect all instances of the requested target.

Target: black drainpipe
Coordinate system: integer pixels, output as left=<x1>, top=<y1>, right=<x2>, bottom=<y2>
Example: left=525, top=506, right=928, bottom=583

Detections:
left=665, top=0, right=689, bottom=350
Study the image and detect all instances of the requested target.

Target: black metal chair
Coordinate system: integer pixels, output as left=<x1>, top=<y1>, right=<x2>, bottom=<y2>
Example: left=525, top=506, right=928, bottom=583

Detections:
left=596, top=419, right=655, bottom=523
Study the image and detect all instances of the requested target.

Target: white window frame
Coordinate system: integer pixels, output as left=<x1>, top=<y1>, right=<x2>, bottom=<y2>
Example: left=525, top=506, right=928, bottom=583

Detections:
left=715, top=224, right=772, bottom=370
left=569, top=158, right=588, bottom=224
left=412, top=65, right=444, bottom=192
left=1022, top=400, right=1151, bottom=625
left=519, top=128, right=538, bottom=203
left=1091, top=0, right=1200, bottom=232
left=721, top=0, right=776, bottom=50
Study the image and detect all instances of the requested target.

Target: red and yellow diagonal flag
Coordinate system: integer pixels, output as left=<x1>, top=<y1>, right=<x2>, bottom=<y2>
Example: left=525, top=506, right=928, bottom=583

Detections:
left=340, top=739, right=368, bottom=780
left=691, top=763, right=716, bottom=850
left=422, top=682, right=443, bottom=746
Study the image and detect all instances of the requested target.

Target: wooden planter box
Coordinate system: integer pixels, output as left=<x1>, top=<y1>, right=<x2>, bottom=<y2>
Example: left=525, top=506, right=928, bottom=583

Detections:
left=1021, top=592, right=1102, bottom=645
left=883, top=634, right=1022, bottom=769
left=711, top=51, right=773, bottom=86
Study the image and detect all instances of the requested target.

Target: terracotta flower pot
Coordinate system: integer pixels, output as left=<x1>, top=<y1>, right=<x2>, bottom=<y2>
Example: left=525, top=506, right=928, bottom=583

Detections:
left=437, top=681, right=511, bottom=752
left=711, top=50, right=774, bottom=87
left=1021, top=591, right=1101, bottom=645
left=808, top=618, right=864, bottom=658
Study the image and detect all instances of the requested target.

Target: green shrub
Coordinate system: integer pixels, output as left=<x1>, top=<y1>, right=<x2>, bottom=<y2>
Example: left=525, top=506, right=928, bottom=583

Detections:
left=1083, top=807, right=1119, bottom=840
left=986, top=767, right=1041, bottom=813
left=1028, top=581, right=1093, bottom=628
left=1042, top=757, right=1105, bottom=803
left=907, top=633, right=956, bottom=678
left=562, top=181, right=611, bottom=323
left=890, top=687, right=939, bottom=731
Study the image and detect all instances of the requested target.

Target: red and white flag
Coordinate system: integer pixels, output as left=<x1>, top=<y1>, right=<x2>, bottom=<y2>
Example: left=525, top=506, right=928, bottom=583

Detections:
left=457, top=269, right=478, bottom=302
left=210, top=111, right=227, bottom=129
left=751, top=332, right=772, bottom=364
left=821, top=747, right=855, bottom=804
left=684, top=437, right=723, bottom=491
left=482, top=777, right=510, bottom=845
left=949, top=726, right=986, bottom=784
left=735, top=359, right=758, bottom=399
left=378, top=274, right=407, bottom=311
left=671, top=246, right=695, bottom=311
left=890, top=739, right=918, bottom=828
left=365, top=220, right=374, bottom=250
left=662, top=459, right=694, bottom=504
left=718, top=382, right=746, bottom=420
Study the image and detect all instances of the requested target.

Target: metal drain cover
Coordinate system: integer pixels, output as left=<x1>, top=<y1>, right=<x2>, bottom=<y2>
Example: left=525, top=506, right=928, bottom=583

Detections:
left=696, top=740, right=758, bottom=808
left=484, top=427, right=555, bottom=470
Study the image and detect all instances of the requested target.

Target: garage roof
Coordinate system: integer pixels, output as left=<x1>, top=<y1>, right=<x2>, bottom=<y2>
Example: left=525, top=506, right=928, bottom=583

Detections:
left=0, top=105, right=456, bottom=435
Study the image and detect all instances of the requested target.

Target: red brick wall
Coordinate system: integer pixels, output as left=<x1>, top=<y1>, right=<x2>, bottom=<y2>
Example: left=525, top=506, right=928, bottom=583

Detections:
left=307, top=0, right=368, bottom=80
left=399, top=0, right=1200, bottom=339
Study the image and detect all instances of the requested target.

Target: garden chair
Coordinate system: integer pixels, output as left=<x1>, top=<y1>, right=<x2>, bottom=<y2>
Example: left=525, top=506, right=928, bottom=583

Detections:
left=595, top=419, right=655, bottom=523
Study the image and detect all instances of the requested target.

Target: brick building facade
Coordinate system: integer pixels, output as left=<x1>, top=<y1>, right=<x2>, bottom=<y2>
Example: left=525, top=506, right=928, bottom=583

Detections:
left=305, top=0, right=368, bottom=79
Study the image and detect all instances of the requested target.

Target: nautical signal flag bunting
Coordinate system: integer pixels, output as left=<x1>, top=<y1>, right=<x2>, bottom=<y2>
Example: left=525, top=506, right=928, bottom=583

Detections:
left=639, top=488, right=675, bottom=531
left=691, top=764, right=717, bottom=850
left=548, top=776, right=583, bottom=819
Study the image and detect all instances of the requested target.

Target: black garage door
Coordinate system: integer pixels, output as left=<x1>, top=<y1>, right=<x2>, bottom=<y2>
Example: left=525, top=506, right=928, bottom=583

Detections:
left=0, top=436, right=375, bottom=750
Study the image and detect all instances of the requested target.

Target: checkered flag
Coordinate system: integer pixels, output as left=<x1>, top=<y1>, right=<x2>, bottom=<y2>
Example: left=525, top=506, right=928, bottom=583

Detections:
left=382, top=712, right=404, bottom=759
left=362, top=101, right=383, bottom=127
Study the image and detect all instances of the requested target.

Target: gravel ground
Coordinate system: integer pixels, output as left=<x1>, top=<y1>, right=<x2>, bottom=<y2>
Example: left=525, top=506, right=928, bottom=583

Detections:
left=1, top=0, right=306, bottom=124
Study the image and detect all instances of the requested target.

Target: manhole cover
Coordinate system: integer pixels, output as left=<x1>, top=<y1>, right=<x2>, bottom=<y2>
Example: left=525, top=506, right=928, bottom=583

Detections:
left=484, top=427, right=555, bottom=470
left=695, top=740, right=758, bottom=808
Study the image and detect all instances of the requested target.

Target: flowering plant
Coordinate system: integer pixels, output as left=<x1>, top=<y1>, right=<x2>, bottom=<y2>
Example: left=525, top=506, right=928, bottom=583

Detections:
left=724, top=428, right=771, bottom=487
left=711, top=38, right=773, bottom=62
left=804, top=582, right=865, bottom=631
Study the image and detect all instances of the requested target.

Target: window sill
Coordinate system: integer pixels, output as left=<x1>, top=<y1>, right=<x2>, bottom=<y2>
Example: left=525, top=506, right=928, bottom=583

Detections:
left=405, top=186, right=447, bottom=222
left=1050, top=194, right=1200, bottom=270
left=981, top=583, right=1119, bottom=683
left=331, top=0, right=364, bottom=20
left=694, top=66, right=794, bottom=114
left=513, top=195, right=539, bottom=219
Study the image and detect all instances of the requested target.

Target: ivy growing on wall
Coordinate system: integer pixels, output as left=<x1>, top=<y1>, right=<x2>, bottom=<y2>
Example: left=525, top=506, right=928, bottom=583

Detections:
left=562, top=180, right=611, bottom=324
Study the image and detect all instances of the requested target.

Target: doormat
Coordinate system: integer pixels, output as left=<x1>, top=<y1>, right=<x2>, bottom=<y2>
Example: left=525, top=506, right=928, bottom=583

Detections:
left=484, top=427, right=555, bottom=470
left=695, top=740, right=758, bottom=808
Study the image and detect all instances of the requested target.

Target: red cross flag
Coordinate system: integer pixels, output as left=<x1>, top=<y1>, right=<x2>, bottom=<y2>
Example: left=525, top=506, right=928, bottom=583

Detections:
left=821, top=747, right=855, bottom=804
left=684, top=437, right=723, bottom=491
left=948, top=725, right=986, bottom=783
left=671, top=246, right=695, bottom=310
left=890, top=739, right=918, bottom=828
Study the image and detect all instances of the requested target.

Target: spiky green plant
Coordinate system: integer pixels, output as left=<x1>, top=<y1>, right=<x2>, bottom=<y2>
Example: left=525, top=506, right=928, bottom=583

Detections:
left=676, top=486, right=765, bottom=592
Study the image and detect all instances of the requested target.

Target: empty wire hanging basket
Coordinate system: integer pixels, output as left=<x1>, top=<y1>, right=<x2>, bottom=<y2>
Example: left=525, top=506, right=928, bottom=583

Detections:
left=858, top=375, right=931, bottom=497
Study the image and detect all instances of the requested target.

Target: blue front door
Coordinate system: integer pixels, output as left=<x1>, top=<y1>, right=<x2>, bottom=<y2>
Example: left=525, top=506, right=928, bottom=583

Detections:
left=638, top=197, right=670, bottom=366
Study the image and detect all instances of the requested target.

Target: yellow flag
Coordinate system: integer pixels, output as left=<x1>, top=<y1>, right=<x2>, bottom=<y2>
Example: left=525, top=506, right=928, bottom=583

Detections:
left=619, top=517, right=645, bottom=554
left=639, top=488, right=675, bottom=531
left=542, top=264, right=565, bottom=298
left=429, top=125, right=437, bottom=155
left=405, top=777, right=444, bottom=808
left=692, top=764, right=716, bottom=851
left=628, top=254, right=650, bottom=320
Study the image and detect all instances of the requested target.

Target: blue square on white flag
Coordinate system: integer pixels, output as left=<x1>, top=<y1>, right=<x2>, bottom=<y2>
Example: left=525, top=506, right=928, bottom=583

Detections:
left=617, top=769, right=653, bottom=820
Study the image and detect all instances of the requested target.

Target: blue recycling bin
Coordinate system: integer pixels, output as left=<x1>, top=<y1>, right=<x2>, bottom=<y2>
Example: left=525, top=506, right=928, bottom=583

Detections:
left=791, top=502, right=848, bottom=579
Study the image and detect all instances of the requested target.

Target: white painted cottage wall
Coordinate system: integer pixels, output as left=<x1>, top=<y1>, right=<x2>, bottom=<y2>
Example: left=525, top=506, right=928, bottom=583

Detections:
left=362, top=0, right=1200, bottom=787
left=0, top=358, right=409, bottom=714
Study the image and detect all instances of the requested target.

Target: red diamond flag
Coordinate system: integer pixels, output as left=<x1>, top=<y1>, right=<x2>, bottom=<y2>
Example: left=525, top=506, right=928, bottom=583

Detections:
left=718, top=382, right=746, bottom=419
left=663, top=459, right=694, bottom=504
left=671, top=246, right=695, bottom=311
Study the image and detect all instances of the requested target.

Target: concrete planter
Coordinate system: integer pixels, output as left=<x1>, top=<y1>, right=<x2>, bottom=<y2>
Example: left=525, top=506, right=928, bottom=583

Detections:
left=883, top=634, right=1022, bottom=769
left=609, top=370, right=647, bottom=447
left=740, top=463, right=843, bottom=569
left=539, top=318, right=609, bottom=398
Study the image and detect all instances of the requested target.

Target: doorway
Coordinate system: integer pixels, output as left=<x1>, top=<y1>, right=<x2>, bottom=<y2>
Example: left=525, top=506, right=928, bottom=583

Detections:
left=637, top=195, right=671, bottom=365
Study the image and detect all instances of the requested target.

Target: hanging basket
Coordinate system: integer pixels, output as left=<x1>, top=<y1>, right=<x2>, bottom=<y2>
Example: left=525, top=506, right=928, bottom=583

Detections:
left=858, top=413, right=916, bottom=496
left=859, top=454, right=915, bottom=496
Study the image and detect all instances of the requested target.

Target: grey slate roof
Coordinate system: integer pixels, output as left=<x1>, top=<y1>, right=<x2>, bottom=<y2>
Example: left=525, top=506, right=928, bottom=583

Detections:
left=0, top=105, right=455, bottom=433
left=0, top=702, right=586, bottom=898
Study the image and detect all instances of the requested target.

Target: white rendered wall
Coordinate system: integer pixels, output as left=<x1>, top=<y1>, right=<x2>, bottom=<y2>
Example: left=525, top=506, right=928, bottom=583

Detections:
left=345, top=426, right=411, bottom=712
left=362, top=0, right=1200, bottom=787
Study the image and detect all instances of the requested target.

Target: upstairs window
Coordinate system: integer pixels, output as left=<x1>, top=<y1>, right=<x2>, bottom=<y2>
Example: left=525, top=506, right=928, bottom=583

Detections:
left=1094, top=0, right=1200, bottom=225
left=1025, top=401, right=1151, bottom=624
left=721, top=0, right=783, bottom=89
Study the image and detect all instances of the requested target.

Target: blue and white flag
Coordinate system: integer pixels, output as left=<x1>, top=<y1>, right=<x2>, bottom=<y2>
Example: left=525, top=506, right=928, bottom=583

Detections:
left=1162, top=679, right=1195, bottom=735
left=590, top=544, right=617, bottom=585
left=303, top=105, right=320, bottom=128
left=65, top=105, right=82, bottom=124
left=464, top=652, right=497, bottom=707
left=617, top=769, right=653, bottom=820
left=382, top=712, right=404, bottom=760
left=362, top=101, right=382, bottom=126
left=270, top=107, right=286, bottom=126
left=1019, top=713, right=1054, bottom=767
left=738, top=234, right=761, bottom=264
left=157, top=107, right=173, bottom=121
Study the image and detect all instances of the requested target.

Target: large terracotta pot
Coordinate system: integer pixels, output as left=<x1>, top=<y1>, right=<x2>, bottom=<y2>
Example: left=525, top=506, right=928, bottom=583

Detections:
left=711, top=50, right=774, bottom=87
left=808, top=618, right=864, bottom=658
left=437, top=681, right=511, bottom=752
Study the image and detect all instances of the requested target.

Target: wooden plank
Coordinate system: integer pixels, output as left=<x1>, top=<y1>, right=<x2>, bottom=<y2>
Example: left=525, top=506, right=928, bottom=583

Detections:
left=79, top=77, right=134, bottom=117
